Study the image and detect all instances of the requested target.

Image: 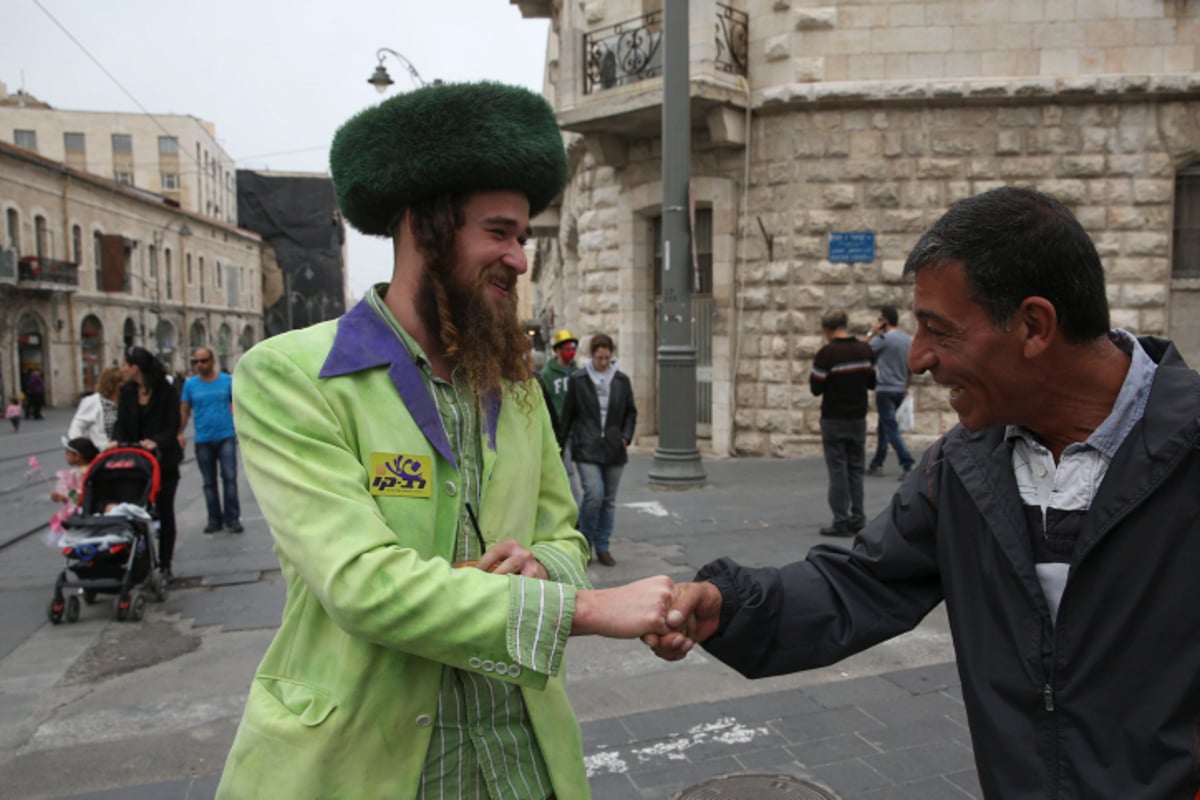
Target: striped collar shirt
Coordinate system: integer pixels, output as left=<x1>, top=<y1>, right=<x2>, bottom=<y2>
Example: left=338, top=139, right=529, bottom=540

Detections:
left=1005, top=330, right=1156, bottom=623
left=366, top=289, right=571, bottom=800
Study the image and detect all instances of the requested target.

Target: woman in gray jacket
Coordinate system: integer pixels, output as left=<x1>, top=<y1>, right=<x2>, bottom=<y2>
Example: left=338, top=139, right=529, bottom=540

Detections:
left=559, top=333, right=637, bottom=566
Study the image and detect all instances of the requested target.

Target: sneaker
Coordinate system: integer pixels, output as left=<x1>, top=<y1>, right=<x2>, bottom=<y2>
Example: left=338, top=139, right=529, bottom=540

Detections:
left=865, top=465, right=884, bottom=477
left=226, top=523, right=244, bottom=533
left=819, top=521, right=854, bottom=537
left=203, top=524, right=220, bottom=534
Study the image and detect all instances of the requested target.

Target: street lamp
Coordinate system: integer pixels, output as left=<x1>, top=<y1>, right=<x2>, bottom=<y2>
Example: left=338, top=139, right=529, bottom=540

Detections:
left=367, top=47, right=432, bottom=93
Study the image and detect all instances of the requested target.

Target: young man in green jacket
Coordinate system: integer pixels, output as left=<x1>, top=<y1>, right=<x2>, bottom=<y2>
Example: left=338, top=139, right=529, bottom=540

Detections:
left=540, top=328, right=582, bottom=505
left=218, top=82, right=682, bottom=800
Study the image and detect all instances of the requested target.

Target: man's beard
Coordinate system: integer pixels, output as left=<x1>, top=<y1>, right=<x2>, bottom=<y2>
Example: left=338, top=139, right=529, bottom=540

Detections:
left=416, top=254, right=533, bottom=399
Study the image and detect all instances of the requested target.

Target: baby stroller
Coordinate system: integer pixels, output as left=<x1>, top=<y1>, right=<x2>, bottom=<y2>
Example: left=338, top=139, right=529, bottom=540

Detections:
left=48, top=446, right=169, bottom=624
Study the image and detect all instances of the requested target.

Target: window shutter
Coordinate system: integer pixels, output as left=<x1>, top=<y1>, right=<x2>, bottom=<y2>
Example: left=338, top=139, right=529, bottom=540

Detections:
left=100, top=234, right=126, bottom=292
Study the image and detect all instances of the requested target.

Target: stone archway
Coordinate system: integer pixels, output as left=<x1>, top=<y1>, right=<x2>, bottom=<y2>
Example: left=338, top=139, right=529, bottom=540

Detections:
left=189, top=320, right=207, bottom=350
left=16, top=311, right=47, bottom=412
left=155, top=319, right=178, bottom=371
left=216, top=323, right=232, bottom=373
left=80, top=314, right=104, bottom=393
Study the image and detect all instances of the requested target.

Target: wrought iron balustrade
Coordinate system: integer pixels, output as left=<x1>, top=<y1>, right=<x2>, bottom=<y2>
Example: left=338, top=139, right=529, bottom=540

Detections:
left=715, top=3, right=748, bottom=77
left=583, top=5, right=748, bottom=95
left=584, top=10, right=664, bottom=94
left=18, top=255, right=80, bottom=287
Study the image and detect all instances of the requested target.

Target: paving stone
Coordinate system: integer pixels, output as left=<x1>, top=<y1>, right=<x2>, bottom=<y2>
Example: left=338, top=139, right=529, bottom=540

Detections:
left=771, top=706, right=883, bottom=744
left=858, top=691, right=967, bottom=728
left=582, top=716, right=635, bottom=750
left=586, top=771, right=644, bottom=800
left=681, top=725, right=789, bottom=762
left=187, top=773, right=220, bottom=799
left=54, top=778, right=191, bottom=799
left=787, top=733, right=879, bottom=766
left=862, top=740, right=977, bottom=784
left=883, top=661, right=962, bottom=695
left=803, top=675, right=911, bottom=709
left=628, top=755, right=742, bottom=790
left=715, top=687, right=824, bottom=722
left=808, top=757, right=892, bottom=796
left=945, top=768, right=985, bottom=798
left=732, top=745, right=806, bottom=773
left=859, top=715, right=971, bottom=751
left=860, top=775, right=979, bottom=799
left=619, top=699, right=741, bottom=741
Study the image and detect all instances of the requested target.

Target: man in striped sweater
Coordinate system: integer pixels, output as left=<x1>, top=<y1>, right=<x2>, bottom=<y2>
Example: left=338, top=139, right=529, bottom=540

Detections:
left=809, top=309, right=876, bottom=537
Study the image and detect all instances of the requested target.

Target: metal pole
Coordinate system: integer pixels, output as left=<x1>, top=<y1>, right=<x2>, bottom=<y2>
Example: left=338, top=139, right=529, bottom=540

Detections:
left=649, top=0, right=705, bottom=487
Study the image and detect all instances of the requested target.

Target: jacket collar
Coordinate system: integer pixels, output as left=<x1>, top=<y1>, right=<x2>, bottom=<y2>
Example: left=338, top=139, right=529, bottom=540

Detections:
left=318, top=298, right=457, bottom=469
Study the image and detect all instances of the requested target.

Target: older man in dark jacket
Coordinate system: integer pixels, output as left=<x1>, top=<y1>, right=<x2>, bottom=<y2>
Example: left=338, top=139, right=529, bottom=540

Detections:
left=650, top=187, right=1200, bottom=799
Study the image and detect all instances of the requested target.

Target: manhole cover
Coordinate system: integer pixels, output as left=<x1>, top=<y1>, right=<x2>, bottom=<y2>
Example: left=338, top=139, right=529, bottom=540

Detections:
left=677, top=773, right=840, bottom=800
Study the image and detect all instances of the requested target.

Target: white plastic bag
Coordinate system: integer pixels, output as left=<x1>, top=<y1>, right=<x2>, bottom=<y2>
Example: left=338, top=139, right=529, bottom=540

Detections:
left=897, top=395, right=915, bottom=433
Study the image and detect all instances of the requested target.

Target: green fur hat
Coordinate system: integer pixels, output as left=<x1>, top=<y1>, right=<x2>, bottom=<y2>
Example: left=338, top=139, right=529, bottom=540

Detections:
left=330, top=81, right=567, bottom=236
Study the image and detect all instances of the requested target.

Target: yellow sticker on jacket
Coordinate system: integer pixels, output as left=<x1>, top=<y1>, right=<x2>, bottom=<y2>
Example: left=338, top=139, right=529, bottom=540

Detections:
left=369, top=453, right=432, bottom=498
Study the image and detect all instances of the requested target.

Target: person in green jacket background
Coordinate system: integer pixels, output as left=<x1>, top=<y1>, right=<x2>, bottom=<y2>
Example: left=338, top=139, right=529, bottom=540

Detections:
left=217, top=82, right=684, bottom=800
left=540, top=328, right=583, bottom=506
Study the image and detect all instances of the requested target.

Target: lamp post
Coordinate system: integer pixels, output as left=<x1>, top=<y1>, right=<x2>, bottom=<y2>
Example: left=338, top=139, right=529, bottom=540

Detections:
left=367, top=48, right=433, bottom=93
left=648, top=0, right=705, bottom=487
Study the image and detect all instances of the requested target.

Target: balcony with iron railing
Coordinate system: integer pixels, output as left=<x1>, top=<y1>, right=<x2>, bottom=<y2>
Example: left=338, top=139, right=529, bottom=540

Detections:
left=11, top=255, right=80, bottom=292
left=549, top=0, right=749, bottom=159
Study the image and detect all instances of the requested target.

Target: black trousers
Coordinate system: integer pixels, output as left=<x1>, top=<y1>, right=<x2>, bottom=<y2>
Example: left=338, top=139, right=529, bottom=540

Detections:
left=157, top=471, right=180, bottom=570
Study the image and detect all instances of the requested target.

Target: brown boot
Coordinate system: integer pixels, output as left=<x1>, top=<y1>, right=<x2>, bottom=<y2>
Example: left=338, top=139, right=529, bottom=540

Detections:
left=597, top=551, right=616, bottom=567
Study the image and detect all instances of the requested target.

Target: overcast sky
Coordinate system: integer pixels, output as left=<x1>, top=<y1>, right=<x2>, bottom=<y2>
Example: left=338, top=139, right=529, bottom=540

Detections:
left=2, top=0, right=551, bottom=299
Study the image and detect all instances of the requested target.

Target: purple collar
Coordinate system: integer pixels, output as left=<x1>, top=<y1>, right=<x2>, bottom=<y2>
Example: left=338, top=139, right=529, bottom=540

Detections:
left=319, top=298, right=457, bottom=468
left=318, top=298, right=505, bottom=464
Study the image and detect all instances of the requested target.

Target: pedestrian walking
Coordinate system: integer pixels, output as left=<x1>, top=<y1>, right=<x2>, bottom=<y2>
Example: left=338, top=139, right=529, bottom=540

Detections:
left=179, top=347, right=241, bottom=533
left=541, top=328, right=583, bottom=505
left=810, top=309, right=876, bottom=536
left=113, top=347, right=182, bottom=580
left=652, top=186, right=1200, bottom=800
left=67, top=366, right=123, bottom=450
left=25, top=368, right=45, bottom=420
left=864, top=305, right=916, bottom=479
left=559, top=333, right=637, bottom=566
left=5, top=397, right=20, bottom=432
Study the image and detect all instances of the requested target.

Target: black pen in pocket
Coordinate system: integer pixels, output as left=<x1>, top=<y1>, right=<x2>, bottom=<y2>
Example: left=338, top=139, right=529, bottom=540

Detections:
left=465, top=502, right=487, bottom=554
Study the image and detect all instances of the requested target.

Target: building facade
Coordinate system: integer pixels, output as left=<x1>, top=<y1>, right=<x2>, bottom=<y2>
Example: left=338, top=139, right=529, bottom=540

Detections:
left=515, top=0, right=1200, bottom=457
left=0, top=81, right=238, bottom=226
left=1, top=140, right=265, bottom=408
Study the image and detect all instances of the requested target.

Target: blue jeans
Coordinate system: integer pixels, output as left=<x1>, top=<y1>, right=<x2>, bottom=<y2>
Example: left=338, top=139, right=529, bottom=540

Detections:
left=870, top=391, right=915, bottom=470
left=576, top=462, right=624, bottom=553
left=820, top=418, right=866, bottom=527
left=195, top=437, right=240, bottom=527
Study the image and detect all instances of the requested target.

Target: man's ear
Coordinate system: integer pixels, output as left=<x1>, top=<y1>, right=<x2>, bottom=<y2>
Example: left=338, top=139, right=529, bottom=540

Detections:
left=1018, top=296, right=1057, bottom=358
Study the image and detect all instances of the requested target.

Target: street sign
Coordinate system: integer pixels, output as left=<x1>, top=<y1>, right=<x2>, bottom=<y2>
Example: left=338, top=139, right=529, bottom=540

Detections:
left=828, top=231, right=875, bottom=263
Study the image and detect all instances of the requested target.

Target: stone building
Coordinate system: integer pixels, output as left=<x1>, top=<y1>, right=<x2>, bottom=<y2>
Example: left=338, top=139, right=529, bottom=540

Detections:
left=0, top=81, right=238, bottom=225
left=514, top=0, right=1200, bottom=457
left=1, top=140, right=265, bottom=408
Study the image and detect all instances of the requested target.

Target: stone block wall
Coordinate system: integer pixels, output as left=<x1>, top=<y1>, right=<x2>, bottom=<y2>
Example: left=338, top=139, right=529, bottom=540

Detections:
left=537, top=81, right=1200, bottom=457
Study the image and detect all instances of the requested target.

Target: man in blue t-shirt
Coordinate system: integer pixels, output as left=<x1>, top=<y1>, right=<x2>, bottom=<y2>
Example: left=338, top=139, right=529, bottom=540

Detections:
left=179, top=347, right=241, bottom=533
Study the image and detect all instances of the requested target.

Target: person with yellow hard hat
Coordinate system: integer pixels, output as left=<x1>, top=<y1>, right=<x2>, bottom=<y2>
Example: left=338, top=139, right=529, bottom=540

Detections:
left=541, top=328, right=584, bottom=506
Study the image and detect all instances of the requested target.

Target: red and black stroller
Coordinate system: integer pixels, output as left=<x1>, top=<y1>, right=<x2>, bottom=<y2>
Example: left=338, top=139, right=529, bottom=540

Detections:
left=48, top=446, right=170, bottom=624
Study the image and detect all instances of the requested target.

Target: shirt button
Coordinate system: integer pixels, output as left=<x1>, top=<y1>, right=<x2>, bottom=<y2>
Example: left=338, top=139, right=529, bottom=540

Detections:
left=468, top=657, right=482, bottom=669
left=1036, top=464, right=1047, bottom=477
left=415, top=714, right=433, bottom=727
left=444, top=481, right=457, bottom=496
left=482, top=660, right=494, bottom=672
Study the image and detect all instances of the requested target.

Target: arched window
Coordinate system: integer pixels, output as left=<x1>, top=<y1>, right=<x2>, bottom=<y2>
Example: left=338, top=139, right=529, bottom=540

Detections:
left=5, top=208, right=18, bottom=250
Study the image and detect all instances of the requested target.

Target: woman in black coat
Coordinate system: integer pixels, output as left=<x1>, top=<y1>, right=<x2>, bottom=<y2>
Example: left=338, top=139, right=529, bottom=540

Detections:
left=113, top=346, right=183, bottom=578
left=558, top=333, right=637, bottom=566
